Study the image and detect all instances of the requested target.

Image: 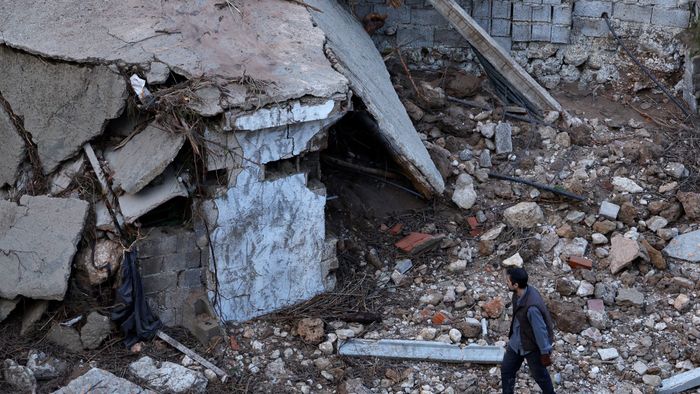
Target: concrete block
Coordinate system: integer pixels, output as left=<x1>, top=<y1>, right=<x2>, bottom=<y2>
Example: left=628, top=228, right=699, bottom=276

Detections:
left=513, top=3, right=533, bottom=20
left=339, top=339, right=505, bottom=364
left=178, top=269, right=203, bottom=288
left=475, top=17, right=491, bottom=31
left=572, top=16, right=610, bottom=37
left=573, top=1, right=613, bottom=17
left=492, top=1, right=512, bottom=18
left=551, top=24, right=571, bottom=43
left=524, top=0, right=542, bottom=4
left=397, top=25, right=435, bottom=47
left=491, top=18, right=512, bottom=36
left=142, top=272, right=178, bottom=294
left=512, top=22, right=532, bottom=41
left=542, top=0, right=562, bottom=5
left=372, top=5, right=411, bottom=25
left=473, top=0, right=492, bottom=17
left=531, top=23, right=552, bottom=41
left=651, top=7, right=690, bottom=27
left=139, top=256, right=164, bottom=276
left=638, top=0, right=676, bottom=7
left=532, top=5, right=553, bottom=21
left=613, top=3, right=652, bottom=23
left=552, top=5, right=573, bottom=24
left=412, top=9, right=448, bottom=25
left=493, top=36, right=513, bottom=51
left=434, top=28, right=467, bottom=47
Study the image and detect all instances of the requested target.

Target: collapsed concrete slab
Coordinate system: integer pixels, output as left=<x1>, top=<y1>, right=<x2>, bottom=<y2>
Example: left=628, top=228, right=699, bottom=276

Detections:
left=0, top=1, right=347, bottom=111
left=0, top=105, right=25, bottom=187
left=0, top=46, right=126, bottom=174
left=119, top=169, right=188, bottom=224
left=52, top=368, right=153, bottom=394
left=306, top=0, right=445, bottom=197
left=105, top=123, right=185, bottom=194
left=0, top=196, right=88, bottom=300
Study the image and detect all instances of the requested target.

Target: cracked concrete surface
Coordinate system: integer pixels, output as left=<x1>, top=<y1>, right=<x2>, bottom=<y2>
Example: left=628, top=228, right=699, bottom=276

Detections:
left=0, top=0, right=348, bottom=111
left=0, top=104, right=25, bottom=187
left=0, top=195, right=88, bottom=300
left=0, top=46, right=127, bottom=174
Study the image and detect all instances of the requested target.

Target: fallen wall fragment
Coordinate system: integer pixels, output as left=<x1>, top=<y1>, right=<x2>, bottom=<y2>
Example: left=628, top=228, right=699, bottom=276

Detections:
left=307, top=0, right=445, bottom=197
left=338, top=339, right=505, bottom=364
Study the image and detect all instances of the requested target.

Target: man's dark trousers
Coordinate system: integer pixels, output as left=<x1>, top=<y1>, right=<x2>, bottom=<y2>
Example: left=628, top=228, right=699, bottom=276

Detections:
left=501, top=347, right=555, bottom=394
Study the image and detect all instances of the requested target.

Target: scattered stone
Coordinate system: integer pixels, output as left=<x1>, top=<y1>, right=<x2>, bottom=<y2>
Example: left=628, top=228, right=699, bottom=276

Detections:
left=598, top=348, right=619, bottom=361
left=503, top=202, right=544, bottom=229
left=616, top=288, right=644, bottom=307
left=555, top=132, right=571, bottom=148
left=657, top=228, right=678, bottom=241
left=319, top=341, right=334, bottom=355
left=20, top=300, right=49, bottom=336
left=556, top=277, right=578, bottom=296
left=642, top=374, right=661, bottom=387
left=447, top=259, right=468, bottom=273
left=0, top=297, right=20, bottom=323
left=404, top=100, right=424, bottom=121
left=75, top=239, right=122, bottom=286
left=665, top=162, right=688, bottom=179
left=599, top=201, right=620, bottom=220
left=458, top=149, right=473, bottom=161
left=452, top=174, right=477, bottom=210
left=612, top=177, right=643, bottom=193
left=673, top=294, right=690, bottom=312
left=54, top=368, right=151, bottom=394
left=419, top=327, right=437, bottom=340
left=394, top=259, right=413, bottom=274
left=594, top=283, right=616, bottom=306
left=26, top=350, right=68, bottom=380
left=640, top=239, right=666, bottom=270
left=677, top=192, right=700, bottom=219
left=591, top=233, right=607, bottom=244
left=565, top=211, right=585, bottom=223
left=129, top=356, right=207, bottom=393
left=577, top=281, right=595, bottom=297
left=47, top=325, right=83, bottom=353
left=395, top=232, right=444, bottom=255
left=80, top=312, right=112, bottom=350
left=663, top=230, right=700, bottom=262
left=338, top=378, right=372, bottom=394
left=502, top=253, right=523, bottom=268
left=457, top=318, right=483, bottom=338
left=0, top=196, right=89, bottom=300
left=335, top=329, right=356, bottom=340
left=481, top=224, right=506, bottom=241
left=477, top=122, right=496, bottom=138
left=479, top=150, right=492, bottom=168
left=609, top=235, right=647, bottom=274
left=366, top=248, right=382, bottom=269
left=548, top=301, right=586, bottom=333
left=494, top=122, right=513, bottom=154
left=448, top=328, right=462, bottom=343
left=646, top=216, right=668, bottom=232
left=633, top=360, right=648, bottom=375
left=482, top=298, right=504, bottom=319
left=561, top=237, right=588, bottom=257
left=3, top=359, right=36, bottom=394
left=297, top=318, right=325, bottom=344
left=593, top=220, right=617, bottom=234
left=540, top=231, right=559, bottom=252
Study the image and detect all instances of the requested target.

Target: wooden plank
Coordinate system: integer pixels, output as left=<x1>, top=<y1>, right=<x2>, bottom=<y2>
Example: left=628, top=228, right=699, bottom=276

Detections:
left=427, top=0, right=563, bottom=113
left=156, top=330, right=229, bottom=382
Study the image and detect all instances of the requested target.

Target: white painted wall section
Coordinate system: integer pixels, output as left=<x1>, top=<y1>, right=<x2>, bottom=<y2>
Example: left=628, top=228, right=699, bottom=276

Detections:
left=232, top=99, right=336, bottom=131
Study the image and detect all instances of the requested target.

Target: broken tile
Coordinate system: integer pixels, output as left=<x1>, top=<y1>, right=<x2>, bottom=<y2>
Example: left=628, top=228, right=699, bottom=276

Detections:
left=105, top=123, right=185, bottom=194
left=395, top=232, right=444, bottom=254
left=568, top=256, right=593, bottom=270
left=0, top=196, right=88, bottom=300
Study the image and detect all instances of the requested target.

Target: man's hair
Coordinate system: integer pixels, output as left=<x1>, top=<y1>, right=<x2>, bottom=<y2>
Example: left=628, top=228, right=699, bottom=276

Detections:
left=507, top=268, right=528, bottom=289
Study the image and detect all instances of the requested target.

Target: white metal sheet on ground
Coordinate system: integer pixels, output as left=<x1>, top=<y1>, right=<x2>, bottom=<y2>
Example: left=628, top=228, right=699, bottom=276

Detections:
left=338, top=339, right=505, bottom=364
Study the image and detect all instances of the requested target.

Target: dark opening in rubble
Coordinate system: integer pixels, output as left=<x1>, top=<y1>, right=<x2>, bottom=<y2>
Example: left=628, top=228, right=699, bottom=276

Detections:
left=321, top=103, right=426, bottom=223
left=264, top=151, right=322, bottom=182
left=137, top=196, right=191, bottom=228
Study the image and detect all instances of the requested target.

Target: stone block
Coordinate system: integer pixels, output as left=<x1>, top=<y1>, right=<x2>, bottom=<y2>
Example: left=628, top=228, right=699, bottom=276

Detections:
left=573, top=16, right=610, bottom=37
left=412, top=9, right=448, bottom=25
left=542, top=0, right=562, bottom=4
left=139, top=256, right=164, bottom=276
left=137, top=228, right=179, bottom=257
left=573, top=1, right=613, bottom=17
left=513, top=3, right=533, bottom=20
left=142, top=272, right=178, bottom=295
left=179, top=269, right=203, bottom=289
left=532, top=5, right=553, bottom=21
left=512, top=22, right=532, bottom=41
left=491, top=18, right=512, bottom=36
left=397, top=25, right=434, bottom=47
left=551, top=24, right=571, bottom=43
left=492, top=1, right=512, bottom=18
left=531, top=23, right=552, bottom=41
left=373, top=5, right=411, bottom=25
left=473, top=0, right=492, bottom=17
left=434, top=28, right=466, bottom=47
left=651, top=7, right=690, bottom=27
left=494, top=36, right=513, bottom=51
left=553, top=5, right=573, bottom=24
left=613, top=3, right=652, bottom=23
left=475, top=18, right=491, bottom=31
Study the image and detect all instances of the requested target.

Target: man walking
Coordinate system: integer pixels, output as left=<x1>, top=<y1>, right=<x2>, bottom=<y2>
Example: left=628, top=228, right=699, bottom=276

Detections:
left=501, top=267, right=556, bottom=394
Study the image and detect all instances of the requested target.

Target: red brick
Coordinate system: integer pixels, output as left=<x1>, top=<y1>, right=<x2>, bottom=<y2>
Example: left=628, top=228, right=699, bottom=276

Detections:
left=389, top=223, right=404, bottom=235
left=395, top=232, right=443, bottom=254
left=467, top=216, right=479, bottom=230
left=568, top=256, right=593, bottom=270
left=482, top=297, right=504, bottom=318
left=431, top=311, right=449, bottom=325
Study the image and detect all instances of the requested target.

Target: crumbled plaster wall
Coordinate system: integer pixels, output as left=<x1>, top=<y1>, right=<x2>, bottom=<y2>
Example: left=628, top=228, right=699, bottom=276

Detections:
left=350, top=0, right=693, bottom=90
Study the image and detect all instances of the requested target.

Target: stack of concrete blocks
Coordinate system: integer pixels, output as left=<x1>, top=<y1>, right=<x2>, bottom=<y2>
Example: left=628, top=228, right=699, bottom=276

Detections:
left=512, top=0, right=573, bottom=45
left=138, top=227, right=222, bottom=343
left=572, top=0, right=690, bottom=38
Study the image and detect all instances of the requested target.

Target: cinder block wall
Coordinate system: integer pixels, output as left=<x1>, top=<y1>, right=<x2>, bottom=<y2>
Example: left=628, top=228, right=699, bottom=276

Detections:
left=137, top=227, right=207, bottom=327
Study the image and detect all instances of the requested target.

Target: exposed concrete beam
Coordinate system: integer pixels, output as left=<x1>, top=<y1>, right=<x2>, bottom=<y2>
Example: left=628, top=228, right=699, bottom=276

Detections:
left=427, top=0, right=563, bottom=114
left=657, top=367, right=700, bottom=394
left=338, top=339, right=505, bottom=364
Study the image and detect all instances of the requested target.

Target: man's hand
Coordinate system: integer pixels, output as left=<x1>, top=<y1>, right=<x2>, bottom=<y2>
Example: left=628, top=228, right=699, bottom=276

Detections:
left=540, top=353, right=552, bottom=367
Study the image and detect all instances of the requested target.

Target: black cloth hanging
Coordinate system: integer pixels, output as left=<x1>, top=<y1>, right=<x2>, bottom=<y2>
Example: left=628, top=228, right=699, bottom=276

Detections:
left=111, top=249, right=162, bottom=347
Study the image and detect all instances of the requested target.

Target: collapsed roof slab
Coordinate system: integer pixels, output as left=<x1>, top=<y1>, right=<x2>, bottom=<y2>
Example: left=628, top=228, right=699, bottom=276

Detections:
left=0, top=105, right=25, bottom=187
left=0, top=0, right=348, bottom=112
left=0, top=196, right=88, bottom=301
left=306, top=0, right=445, bottom=197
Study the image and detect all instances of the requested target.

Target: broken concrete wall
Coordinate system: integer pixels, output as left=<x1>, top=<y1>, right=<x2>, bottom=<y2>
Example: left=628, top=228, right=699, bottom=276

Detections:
left=349, top=0, right=692, bottom=89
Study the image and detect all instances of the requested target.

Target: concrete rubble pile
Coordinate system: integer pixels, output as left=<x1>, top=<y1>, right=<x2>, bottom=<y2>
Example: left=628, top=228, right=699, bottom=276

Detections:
left=1, top=0, right=699, bottom=393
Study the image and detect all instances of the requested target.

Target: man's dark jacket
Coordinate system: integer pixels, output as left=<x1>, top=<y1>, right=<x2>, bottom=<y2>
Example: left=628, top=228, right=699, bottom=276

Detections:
left=508, top=286, right=555, bottom=353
